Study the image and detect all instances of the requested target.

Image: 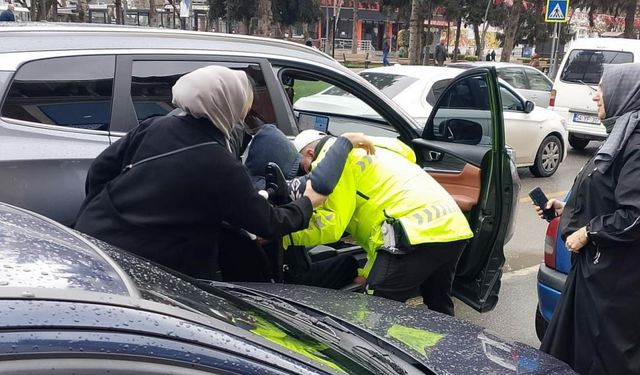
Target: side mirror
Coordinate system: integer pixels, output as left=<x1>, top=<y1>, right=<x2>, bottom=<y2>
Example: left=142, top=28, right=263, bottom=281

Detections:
left=437, top=118, right=483, bottom=145
left=524, top=100, right=535, bottom=113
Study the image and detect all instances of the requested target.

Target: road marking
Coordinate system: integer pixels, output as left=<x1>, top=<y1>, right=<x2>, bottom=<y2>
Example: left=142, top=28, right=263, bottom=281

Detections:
left=519, top=191, right=567, bottom=204
left=502, top=264, right=540, bottom=280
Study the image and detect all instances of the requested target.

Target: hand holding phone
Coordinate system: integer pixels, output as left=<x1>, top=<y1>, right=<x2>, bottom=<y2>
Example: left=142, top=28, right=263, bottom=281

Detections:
left=529, top=187, right=557, bottom=221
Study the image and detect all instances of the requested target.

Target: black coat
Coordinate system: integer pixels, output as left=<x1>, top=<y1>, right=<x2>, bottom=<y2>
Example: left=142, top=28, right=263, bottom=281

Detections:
left=74, top=114, right=312, bottom=280
left=541, top=128, right=640, bottom=374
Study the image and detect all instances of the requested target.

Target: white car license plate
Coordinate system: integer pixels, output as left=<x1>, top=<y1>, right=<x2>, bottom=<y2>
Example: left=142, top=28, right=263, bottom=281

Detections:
left=572, top=113, right=600, bottom=125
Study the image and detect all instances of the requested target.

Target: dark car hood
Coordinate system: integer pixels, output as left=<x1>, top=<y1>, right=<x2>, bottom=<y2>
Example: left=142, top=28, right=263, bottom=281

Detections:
left=241, top=283, right=574, bottom=375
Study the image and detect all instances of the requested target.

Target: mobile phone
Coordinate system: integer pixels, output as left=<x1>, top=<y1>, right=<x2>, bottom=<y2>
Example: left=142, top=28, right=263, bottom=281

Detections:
left=529, top=187, right=556, bottom=221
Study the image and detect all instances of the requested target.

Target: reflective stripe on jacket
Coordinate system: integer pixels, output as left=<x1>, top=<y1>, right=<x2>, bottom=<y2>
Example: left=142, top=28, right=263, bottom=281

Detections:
left=284, top=137, right=473, bottom=277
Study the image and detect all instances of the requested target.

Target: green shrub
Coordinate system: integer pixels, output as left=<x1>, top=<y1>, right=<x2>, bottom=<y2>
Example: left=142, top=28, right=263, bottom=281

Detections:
left=463, top=55, right=478, bottom=62
left=398, top=46, right=408, bottom=58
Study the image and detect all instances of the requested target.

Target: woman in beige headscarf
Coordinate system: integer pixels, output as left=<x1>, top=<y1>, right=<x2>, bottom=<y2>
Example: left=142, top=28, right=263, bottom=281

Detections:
left=75, top=65, right=325, bottom=280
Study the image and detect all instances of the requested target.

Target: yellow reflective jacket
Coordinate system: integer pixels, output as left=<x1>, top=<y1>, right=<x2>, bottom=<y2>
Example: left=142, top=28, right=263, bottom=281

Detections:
left=284, top=137, right=473, bottom=277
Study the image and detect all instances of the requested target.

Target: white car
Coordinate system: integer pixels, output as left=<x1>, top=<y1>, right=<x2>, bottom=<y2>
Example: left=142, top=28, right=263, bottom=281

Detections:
left=448, top=62, right=554, bottom=108
left=295, top=66, right=568, bottom=177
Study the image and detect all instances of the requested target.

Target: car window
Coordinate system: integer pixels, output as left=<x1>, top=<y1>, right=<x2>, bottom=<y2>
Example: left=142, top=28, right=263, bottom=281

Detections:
left=426, top=75, right=492, bottom=146
left=1, top=56, right=115, bottom=131
left=130, top=61, right=276, bottom=124
left=560, top=49, right=634, bottom=84
left=281, top=70, right=398, bottom=136
left=497, top=68, right=527, bottom=89
left=426, top=79, right=452, bottom=106
left=500, top=86, right=524, bottom=111
left=525, top=69, right=552, bottom=91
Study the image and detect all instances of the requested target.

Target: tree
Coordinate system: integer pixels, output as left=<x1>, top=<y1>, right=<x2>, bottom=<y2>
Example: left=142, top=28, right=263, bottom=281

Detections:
left=226, top=0, right=258, bottom=34
left=352, top=0, right=359, bottom=53
left=209, top=0, right=227, bottom=30
left=257, top=0, right=274, bottom=36
left=408, top=0, right=421, bottom=64
left=500, top=0, right=523, bottom=61
left=149, top=0, right=158, bottom=27
left=115, top=0, right=124, bottom=24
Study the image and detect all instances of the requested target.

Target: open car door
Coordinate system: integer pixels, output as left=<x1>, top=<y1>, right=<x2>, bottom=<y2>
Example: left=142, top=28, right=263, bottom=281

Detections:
left=413, top=67, right=516, bottom=312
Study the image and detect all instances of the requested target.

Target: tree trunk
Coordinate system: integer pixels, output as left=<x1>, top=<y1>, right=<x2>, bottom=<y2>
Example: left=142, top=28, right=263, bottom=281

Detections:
left=327, top=16, right=335, bottom=56
left=115, top=0, right=124, bottom=24
left=29, top=0, right=37, bottom=21
left=149, top=0, right=158, bottom=27
left=623, top=0, right=637, bottom=38
left=453, top=16, right=462, bottom=62
left=500, top=0, right=523, bottom=62
left=257, top=0, right=273, bottom=36
left=351, top=2, right=358, bottom=54
left=473, top=24, right=481, bottom=59
left=303, top=22, right=310, bottom=39
left=36, top=0, right=47, bottom=21
left=408, top=0, right=420, bottom=64
left=240, top=16, right=250, bottom=34
left=77, top=0, right=88, bottom=22
left=49, top=0, right=58, bottom=21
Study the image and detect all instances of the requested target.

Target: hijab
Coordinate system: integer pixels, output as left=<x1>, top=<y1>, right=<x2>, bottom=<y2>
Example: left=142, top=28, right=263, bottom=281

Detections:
left=594, top=63, right=640, bottom=173
left=172, top=66, right=253, bottom=149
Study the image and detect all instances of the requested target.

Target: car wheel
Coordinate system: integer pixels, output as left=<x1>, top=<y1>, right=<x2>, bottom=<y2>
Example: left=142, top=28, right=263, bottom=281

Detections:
left=535, top=303, right=549, bottom=342
left=568, top=134, right=589, bottom=150
left=530, top=135, right=562, bottom=177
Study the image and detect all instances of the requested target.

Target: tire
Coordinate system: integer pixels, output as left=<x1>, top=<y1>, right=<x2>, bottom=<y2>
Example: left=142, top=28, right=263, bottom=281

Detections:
left=530, top=135, right=562, bottom=177
left=568, top=134, right=589, bottom=150
left=535, top=303, right=549, bottom=342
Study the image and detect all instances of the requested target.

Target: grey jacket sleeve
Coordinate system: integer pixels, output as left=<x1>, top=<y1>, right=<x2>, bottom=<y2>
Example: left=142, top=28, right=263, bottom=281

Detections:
left=309, top=136, right=353, bottom=195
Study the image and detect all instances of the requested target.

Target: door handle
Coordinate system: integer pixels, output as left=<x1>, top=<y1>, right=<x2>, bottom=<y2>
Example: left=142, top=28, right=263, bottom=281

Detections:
left=428, top=151, right=443, bottom=161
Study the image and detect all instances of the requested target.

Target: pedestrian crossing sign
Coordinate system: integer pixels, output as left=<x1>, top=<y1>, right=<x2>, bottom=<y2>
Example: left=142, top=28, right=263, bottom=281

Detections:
left=545, top=0, right=569, bottom=22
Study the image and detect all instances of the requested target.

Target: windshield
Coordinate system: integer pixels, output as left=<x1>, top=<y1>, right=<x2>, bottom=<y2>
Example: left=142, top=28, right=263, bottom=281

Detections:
left=97, top=242, right=372, bottom=374
left=560, top=49, right=633, bottom=84
left=323, top=72, right=417, bottom=100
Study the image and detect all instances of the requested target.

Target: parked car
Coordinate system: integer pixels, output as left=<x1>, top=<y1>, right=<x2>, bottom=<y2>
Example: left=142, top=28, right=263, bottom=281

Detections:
left=0, top=201, right=576, bottom=374
left=549, top=38, right=640, bottom=150
left=448, top=62, right=554, bottom=108
left=295, top=66, right=567, bottom=177
left=535, top=198, right=571, bottom=341
left=0, top=24, right=518, bottom=313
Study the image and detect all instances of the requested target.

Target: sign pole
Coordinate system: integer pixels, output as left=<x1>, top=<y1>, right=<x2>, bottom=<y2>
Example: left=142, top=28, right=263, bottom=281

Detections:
left=549, top=22, right=559, bottom=78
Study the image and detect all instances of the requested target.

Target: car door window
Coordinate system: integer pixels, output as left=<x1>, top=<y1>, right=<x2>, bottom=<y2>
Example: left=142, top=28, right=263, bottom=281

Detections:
left=525, top=69, right=552, bottom=91
left=497, top=68, right=527, bottom=90
left=130, top=61, right=276, bottom=125
left=500, top=86, right=524, bottom=111
left=426, top=75, right=492, bottom=146
left=279, top=69, right=399, bottom=137
left=1, top=56, right=115, bottom=132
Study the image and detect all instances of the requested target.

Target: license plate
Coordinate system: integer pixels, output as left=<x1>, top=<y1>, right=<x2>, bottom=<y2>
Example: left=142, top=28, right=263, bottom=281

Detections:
left=572, top=113, right=600, bottom=125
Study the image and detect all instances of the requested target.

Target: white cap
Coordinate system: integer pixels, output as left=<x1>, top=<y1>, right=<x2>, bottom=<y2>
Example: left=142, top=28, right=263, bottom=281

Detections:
left=293, top=130, right=327, bottom=152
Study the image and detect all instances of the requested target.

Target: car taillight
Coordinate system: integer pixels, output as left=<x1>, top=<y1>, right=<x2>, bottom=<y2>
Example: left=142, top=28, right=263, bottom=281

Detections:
left=549, top=89, right=556, bottom=107
left=544, top=217, right=559, bottom=269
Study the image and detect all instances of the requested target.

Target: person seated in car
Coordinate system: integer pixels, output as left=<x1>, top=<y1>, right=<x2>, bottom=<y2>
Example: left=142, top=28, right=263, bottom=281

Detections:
left=244, top=124, right=374, bottom=289
left=74, top=66, right=327, bottom=281
left=286, top=130, right=473, bottom=316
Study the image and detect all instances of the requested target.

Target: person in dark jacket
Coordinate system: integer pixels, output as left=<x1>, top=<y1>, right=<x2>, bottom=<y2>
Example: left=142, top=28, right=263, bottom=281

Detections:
left=435, top=40, right=446, bottom=66
left=536, top=63, right=640, bottom=374
left=0, top=4, right=16, bottom=21
left=244, top=124, right=375, bottom=289
left=74, top=66, right=326, bottom=280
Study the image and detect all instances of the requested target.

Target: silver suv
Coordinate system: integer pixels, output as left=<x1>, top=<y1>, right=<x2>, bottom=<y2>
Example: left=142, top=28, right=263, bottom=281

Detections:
left=0, top=24, right=518, bottom=312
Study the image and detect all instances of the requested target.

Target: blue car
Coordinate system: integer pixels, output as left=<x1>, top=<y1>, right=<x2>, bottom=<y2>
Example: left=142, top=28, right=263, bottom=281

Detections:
left=535, top=212, right=571, bottom=341
left=0, top=202, right=577, bottom=374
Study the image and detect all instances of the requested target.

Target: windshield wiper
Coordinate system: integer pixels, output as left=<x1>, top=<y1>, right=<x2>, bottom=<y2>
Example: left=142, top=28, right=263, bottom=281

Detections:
left=577, top=80, right=598, bottom=91
left=226, top=287, right=410, bottom=375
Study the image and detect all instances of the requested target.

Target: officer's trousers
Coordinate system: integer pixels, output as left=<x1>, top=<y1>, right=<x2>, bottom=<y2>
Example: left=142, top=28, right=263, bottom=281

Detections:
left=366, top=240, right=466, bottom=316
